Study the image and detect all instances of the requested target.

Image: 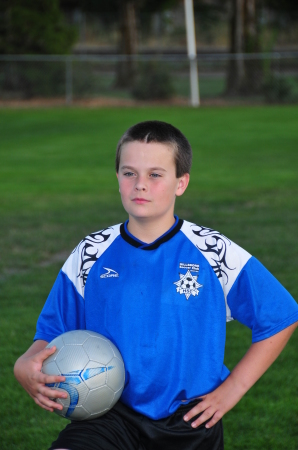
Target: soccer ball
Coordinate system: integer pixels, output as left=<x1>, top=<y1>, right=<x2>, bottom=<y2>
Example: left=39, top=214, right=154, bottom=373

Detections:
left=42, top=330, right=125, bottom=421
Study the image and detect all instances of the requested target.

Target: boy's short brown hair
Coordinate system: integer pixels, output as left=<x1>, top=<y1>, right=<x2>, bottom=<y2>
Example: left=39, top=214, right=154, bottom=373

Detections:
left=115, top=121, right=192, bottom=177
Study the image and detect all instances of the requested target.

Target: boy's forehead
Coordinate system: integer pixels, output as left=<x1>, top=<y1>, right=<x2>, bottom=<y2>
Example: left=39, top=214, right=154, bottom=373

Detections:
left=120, top=141, right=175, bottom=166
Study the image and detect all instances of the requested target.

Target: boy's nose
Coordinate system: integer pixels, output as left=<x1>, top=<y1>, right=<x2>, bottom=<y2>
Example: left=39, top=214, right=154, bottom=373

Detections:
left=135, top=177, right=147, bottom=191
left=135, top=185, right=146, bottom=191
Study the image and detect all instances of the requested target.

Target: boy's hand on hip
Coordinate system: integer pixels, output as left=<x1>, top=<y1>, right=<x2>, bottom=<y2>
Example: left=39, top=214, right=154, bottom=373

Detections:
left=184, top=323, right=298, bottom=429
left=183, top=376, right=244, bottom=429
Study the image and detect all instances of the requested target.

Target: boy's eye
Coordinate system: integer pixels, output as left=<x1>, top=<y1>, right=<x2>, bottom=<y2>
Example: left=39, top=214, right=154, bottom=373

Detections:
left=150, top=173, right=161, bottom=178
left=124, top=172, right=135, bottom=177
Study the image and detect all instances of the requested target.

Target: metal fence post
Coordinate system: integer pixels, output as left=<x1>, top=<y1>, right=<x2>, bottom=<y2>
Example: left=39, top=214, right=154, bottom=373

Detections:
left=184, top=0, right=200, bottom=107
left=66, top=56, right=73, bottom=104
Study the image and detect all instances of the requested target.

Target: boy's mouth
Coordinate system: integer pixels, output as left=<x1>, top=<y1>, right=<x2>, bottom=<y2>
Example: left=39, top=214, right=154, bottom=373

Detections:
left=132, top=198, right=150, bottom=204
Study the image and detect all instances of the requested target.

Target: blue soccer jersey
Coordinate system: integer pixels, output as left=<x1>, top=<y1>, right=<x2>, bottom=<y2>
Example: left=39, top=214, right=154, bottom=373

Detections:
left=35, top=217, right=298, bottom=420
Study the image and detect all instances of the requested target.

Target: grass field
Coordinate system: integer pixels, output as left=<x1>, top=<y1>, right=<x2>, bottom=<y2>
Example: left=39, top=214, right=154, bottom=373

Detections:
left=1, top=105, right=298, bottom=450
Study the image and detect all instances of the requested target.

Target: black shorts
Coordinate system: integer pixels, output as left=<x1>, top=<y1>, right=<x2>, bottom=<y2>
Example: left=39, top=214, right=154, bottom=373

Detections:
left=49, top=400, right=224, bottom=450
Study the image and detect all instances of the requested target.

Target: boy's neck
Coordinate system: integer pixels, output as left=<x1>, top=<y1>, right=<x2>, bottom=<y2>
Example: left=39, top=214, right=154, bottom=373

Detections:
left=127, top=215, right=176, bottom=244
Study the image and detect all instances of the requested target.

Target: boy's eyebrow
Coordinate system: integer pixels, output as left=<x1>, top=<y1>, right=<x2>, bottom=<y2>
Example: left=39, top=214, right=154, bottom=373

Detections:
left=120, top=165, right=167, bottom=172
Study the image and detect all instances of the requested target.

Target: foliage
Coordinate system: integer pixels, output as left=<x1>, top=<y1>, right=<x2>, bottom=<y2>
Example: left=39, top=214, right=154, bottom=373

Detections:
left=0, top=60, right=104, bottom=99
left=0, top=62, right=65, bottom=98
left=265, top=0, right=298, bottom=22
left=0, top=0, right=77, bottom=54
left=64, top=0, right=181, bottom=15
left=263, top=75, right=298, bottom=103
left=132, top=62, right=175, bottom=100
left=193, top=0, right=227, bottom=35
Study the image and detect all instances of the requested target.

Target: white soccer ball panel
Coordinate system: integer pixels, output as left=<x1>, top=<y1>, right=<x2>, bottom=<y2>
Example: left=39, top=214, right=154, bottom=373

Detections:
left=42, top=360, right=60, bottom=376
left=62, top=330, right=90, bottom=345
left=109, top=343, right=123, bottom=361
left=44, top=336, right=65, bottom=364
left=56, top=346, right=89, bottom=374
left=68, top=405, right=90, bottom=421
left=107, top=357, right=125, bottom=393
left=46, top=334, right=64, bottom=350
left=56, top=396, right=69, bottom=411
left=82, top=361, right=108, bottom=390
left=83, top=336, right=114, bottom=365
left=90, top=408, right=110, bottom=418
left=84, top=385, right=115, bottom=415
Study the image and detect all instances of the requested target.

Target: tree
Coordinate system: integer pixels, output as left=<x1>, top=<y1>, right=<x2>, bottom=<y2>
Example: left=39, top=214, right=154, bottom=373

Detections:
left=117, top=0, right=182, bottom=87
left=226, top=0, right=244, bottom=95
left=64, top=0, right=181, bottom=87
left=115, top=1, right=139, bottom=88
left=242, top=0, right=262, bottom=93
left=0, top=0, right=77, bottom=99
left=0, top=0, right=77, bottom=54
left=225, top=0, right=298, bottom=96
left=225, top=0, right=263, bottom=96
left=117, top=0, right=181, bottom=87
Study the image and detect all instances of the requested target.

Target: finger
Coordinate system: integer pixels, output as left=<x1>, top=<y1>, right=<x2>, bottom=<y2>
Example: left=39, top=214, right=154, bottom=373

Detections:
left=32, top=346, right=57, bottom=367
left=41, top=385, right=68, bottom=400
left=32, top=393, right=57, bottom=412
left=36, top=345, right=57, bottom=362
left=205, top=411, right=223, bottom=429
left=34, top=397, right=55, bottom=412
left=35, top=392, right=65, bottom=411
left=190, top=408, right=215, bottom=428
left=183, top=399, right=205, bottom=422
left=37, top=372, right=66, bottom=384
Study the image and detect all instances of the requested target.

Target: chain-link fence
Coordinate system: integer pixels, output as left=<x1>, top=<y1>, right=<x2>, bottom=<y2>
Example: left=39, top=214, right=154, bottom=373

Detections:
left=0, top=53, right=298, bottom=105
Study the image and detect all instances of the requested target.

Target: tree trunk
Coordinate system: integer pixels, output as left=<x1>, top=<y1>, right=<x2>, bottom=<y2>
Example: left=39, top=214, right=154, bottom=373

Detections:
left=242, top=0, right=262, bottom=93
left=115, top=1, right=138, bottom=89
left=226, top=0, right=244, bottom=96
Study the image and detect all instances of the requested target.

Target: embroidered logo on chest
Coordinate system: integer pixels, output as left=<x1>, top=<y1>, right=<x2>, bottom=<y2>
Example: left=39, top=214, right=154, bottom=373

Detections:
left=174, top=264, right=203, bottom=300
left=100, top=267, right=119, bottom=278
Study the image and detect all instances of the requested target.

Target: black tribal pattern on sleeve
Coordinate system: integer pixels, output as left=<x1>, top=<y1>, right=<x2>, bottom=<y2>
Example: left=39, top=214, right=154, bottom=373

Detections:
left=191, top=225, right=236, bottom=284
left=74, top=229, right=112, bottom=287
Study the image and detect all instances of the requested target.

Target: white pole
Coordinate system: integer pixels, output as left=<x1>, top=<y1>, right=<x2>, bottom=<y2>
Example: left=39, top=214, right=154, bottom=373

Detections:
left=184, top=0, right=200, bottom=107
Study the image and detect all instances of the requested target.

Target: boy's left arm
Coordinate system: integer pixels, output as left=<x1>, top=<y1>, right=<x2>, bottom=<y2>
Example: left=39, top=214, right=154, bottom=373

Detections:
left=184, top=321, right=298, bottom=429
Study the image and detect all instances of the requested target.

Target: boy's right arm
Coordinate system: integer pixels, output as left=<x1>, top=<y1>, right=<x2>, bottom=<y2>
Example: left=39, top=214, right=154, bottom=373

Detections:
left=14, top=340, right=67, bottom=412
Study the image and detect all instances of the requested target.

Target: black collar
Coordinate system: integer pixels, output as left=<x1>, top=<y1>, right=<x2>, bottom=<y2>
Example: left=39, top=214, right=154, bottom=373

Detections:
left=120, top=218, right=183, bottom=250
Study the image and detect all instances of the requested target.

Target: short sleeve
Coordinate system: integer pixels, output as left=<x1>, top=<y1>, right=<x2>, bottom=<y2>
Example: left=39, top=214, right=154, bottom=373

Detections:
left=34, top=261, right=86, bottom=343
left=33, top=226, right=121, bottom=343
left=227, top=257, right=298, bottom=343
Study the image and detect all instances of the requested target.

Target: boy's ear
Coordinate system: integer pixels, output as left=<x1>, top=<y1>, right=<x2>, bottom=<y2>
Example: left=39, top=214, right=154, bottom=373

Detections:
left=176, top=173, right=190, bottom=197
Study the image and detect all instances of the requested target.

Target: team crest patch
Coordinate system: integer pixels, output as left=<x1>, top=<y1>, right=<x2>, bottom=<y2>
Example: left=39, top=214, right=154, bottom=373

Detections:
left=174, top=270, right=202, bottom=300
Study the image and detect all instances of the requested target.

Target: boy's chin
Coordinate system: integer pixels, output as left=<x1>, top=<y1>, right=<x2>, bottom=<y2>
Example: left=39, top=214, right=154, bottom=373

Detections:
left=128, top=213, right=151, bottom=221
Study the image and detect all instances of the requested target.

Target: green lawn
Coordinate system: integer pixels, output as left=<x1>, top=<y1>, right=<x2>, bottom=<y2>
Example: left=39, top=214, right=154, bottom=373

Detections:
left=1, top=105, right=298, bottom=449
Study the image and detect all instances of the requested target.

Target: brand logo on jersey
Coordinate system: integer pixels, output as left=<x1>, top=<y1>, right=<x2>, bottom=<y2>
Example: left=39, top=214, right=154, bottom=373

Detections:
left=174, top=270, right=202, bottom=300
left=100, top=267, right=119, bottom=278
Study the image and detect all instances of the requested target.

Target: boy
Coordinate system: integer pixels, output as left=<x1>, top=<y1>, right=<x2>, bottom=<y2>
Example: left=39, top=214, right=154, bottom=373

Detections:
left=14, top=121, right=298, bottom=450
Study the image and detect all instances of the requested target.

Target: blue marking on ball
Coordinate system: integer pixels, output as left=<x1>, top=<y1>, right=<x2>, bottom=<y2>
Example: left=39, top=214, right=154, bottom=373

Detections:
left=47, top=366, right=114, bottom=417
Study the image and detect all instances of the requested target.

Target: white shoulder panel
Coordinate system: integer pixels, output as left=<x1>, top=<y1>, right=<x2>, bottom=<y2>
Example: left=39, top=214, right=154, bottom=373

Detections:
left=62, top=224, right=121, bottom=299
left=181, top=221, right=251, bottom=321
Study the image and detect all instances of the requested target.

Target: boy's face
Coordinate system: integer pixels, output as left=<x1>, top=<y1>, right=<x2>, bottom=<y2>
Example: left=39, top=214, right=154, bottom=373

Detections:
left=117, top=141, right=189, bottom=224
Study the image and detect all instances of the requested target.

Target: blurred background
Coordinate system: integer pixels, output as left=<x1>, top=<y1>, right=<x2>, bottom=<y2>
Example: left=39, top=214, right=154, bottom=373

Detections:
left=1, top=0, right=298, bottom=105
